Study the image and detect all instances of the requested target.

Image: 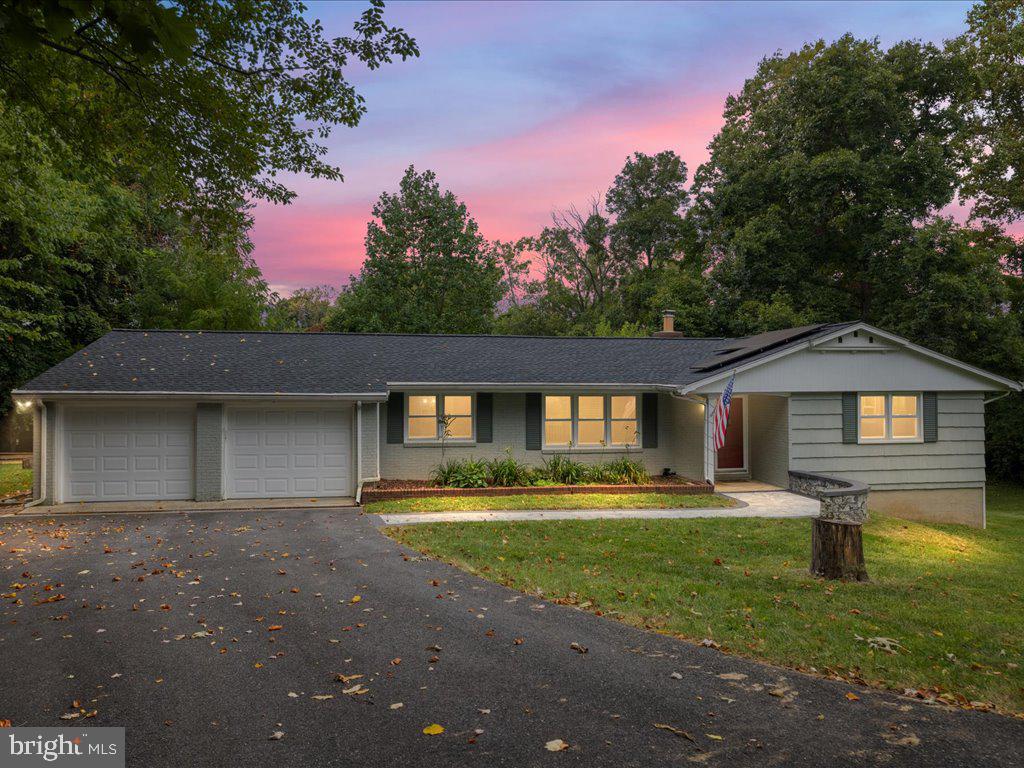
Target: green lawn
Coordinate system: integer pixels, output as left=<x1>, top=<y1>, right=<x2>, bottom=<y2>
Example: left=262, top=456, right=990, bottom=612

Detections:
left=387, top=483, right=1024, bottom=713
left=0, top=462, right=32, bottom=497
left=364, top=492, right=734, bottom=515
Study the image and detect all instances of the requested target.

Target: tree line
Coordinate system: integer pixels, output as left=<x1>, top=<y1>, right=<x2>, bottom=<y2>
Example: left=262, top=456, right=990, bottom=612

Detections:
left=2, top=2, right=1024, bottom=477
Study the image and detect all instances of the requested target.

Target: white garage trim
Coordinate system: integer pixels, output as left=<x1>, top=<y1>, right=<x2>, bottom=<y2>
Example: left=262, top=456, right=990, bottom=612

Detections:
left=223, top=405, right=354, bottom=499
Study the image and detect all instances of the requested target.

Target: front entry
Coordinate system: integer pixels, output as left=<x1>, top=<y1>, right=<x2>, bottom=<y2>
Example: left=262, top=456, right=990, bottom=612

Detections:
left=716, top=396, right=745, bottom=471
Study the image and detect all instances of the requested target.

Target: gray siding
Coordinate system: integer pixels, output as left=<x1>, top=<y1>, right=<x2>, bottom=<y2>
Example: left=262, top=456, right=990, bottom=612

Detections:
left=748, top=394, right=789, bottom=487
left=788, top=392, right=985, bottom=490
left=379, top=393, right=703, bottom=481
left=195, top=403, right=223, bottom=501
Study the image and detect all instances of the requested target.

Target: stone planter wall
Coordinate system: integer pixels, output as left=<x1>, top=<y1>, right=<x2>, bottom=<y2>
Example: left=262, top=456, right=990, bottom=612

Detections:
left=788, top=470, right=868, bottom=524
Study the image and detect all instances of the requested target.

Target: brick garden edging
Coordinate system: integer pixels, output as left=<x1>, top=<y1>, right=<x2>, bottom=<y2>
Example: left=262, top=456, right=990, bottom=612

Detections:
left=360, top=479, right=714, bottom=504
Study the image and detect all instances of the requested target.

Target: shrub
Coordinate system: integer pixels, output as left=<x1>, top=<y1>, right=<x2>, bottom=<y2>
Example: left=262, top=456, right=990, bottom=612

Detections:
left=542, top=454, right=589, bottom=485
left=430, top=458, right=489, bottom=488
left=592, top=457, right=650, bottom=485
left=486, top=450, right=532, bottom=487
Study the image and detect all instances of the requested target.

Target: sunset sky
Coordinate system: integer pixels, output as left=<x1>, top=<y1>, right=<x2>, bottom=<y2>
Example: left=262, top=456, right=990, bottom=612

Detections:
left=251, top=0, right=974, bottom=296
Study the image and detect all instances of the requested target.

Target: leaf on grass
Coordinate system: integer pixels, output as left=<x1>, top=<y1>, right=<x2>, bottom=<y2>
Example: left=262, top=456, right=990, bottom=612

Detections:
left=423, top=724, right=444, bottom=735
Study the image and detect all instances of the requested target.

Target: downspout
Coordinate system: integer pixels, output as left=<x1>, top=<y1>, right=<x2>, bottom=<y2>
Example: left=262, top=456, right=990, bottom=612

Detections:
left=22, top=402, right=47, bottom=509
left=375, top=402, right=381, bottom=481
left=355, top=401, right=363, bottom=504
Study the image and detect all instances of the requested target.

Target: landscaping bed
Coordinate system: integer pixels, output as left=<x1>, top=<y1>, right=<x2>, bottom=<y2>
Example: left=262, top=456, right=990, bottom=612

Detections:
left=361, top=476, right=712, bottom=503
left=362, top=454, right=712, bottom=503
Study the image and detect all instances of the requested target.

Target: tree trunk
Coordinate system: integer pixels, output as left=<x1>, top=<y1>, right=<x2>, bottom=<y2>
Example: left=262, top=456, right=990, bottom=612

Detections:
left=810, top=518, right=868, bottom=581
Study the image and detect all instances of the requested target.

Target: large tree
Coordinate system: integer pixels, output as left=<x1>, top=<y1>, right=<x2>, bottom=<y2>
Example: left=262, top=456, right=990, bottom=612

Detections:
left=689, top=34, right=967, bottom=321
left=0, top=1, right=416, bottom=414
left=950, top=0, right=1024, bottom=224
left=0, top=0, right=419, bottom=211
left=327, top=167, right=504, bottom=334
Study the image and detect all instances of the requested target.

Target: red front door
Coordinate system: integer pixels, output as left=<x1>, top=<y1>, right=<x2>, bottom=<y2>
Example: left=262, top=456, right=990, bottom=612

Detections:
left=716, top=397, right=744, bottom=470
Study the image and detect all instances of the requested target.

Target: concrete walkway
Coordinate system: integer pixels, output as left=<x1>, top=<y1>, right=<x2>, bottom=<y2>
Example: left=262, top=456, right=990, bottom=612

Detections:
left=377, top=490, right=820, bottom=525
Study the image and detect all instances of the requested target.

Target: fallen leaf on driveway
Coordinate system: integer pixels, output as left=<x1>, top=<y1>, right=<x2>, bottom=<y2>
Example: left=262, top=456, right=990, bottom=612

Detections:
left=268, top=731, right=284, bottom=741
left=267, top=625, right=283, bottom=632
left=311, top=695, right=334, bottom=701
left=717, top=672, right=747, bottom=681
left=706, top=734, right=723, bottom=741
left=342, top=685, right=369, bottom=695
left=390, top=703, right=403, bottom=710
left=845, top=692, right=860, bottom=701
left=423, top=724, right=444, bottom=735
left=700, top=639, right=720, bottom=649
left=654, top=723, right=695, bottom=741
left=336, top=673, right=363, bottom=683
left=569, top=642, right=588, bottom=654
left=545, top=739, right=569, bottom=752
left=670, top=672, right=683, bottom=680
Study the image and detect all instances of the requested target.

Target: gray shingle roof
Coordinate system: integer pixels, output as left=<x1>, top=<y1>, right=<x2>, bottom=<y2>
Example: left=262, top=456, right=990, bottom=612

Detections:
left=14, top=324, right=857, bottom=396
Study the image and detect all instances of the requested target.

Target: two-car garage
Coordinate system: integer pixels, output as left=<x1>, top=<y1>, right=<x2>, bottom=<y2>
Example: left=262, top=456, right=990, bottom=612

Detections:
left=59, top=404, right=354, bottom=503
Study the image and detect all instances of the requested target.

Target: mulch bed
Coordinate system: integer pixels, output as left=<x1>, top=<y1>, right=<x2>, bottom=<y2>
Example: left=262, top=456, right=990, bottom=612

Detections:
left=361, top=476, right=714, bottom=503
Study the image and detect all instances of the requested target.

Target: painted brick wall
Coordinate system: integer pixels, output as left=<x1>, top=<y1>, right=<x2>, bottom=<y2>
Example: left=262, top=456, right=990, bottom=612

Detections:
left=31, top=405, right=42, bottom=501
left=357, top=402, right=380, bottom=482
left=378, top=392, right=704, bottom=481
left=43, top=401, right=56, bottom=503
left=747, top=394, right=790, bottom=487
left=195, top=403, right=224, bottom=501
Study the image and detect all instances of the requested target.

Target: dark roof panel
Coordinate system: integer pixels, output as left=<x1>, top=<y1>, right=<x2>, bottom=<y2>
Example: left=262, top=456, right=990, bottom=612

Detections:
left=17, top=330, right=735, bottom=395
left=691, top=323, right=853, bottom=372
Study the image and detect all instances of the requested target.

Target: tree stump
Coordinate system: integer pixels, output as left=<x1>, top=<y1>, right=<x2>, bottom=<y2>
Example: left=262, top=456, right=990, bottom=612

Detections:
left=810, top=518, right=868, bottom=581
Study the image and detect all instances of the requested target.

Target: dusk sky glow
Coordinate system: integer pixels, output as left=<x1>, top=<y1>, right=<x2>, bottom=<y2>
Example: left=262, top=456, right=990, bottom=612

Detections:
left=251, top=0, right=975, bottom=296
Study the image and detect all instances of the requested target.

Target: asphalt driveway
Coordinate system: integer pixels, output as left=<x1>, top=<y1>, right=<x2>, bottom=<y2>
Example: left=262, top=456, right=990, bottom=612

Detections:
left=0, top=509, right=1021, bottom=767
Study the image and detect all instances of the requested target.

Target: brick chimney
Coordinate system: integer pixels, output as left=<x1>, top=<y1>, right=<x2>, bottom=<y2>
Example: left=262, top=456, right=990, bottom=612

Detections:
left=652, top=309, right=685, bottom=338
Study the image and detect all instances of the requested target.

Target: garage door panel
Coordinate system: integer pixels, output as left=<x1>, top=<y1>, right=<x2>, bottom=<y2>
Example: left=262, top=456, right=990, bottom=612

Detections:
left=225, top=407, right=351, bottom=498
left=64, top=406, right=194, bottom=502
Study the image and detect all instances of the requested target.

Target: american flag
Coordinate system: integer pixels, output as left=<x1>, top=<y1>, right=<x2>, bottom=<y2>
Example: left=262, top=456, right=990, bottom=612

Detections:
left=713, top=373, right=736, bottom=451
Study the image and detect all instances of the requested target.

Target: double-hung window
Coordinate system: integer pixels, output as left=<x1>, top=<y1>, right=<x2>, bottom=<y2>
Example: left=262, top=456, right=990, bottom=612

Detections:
left=858, top=393, right=921, bottom=443
left=543, top=394, right=640, bottom=449
left=406, top=394, right=474, bottom=442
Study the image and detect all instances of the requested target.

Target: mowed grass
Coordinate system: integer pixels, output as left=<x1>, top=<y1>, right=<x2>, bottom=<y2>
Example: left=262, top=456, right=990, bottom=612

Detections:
left=0, top=462, right=32, bottom=496
left=364, top=492, right=734, bottom=515
left=388, top=483, right=1024, bottom=713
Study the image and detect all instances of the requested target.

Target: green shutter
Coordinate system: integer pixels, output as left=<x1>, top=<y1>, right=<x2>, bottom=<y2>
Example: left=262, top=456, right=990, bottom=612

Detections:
left=477, top=393, right=493, bottom=443
left=525, top=393, right=542, bottom=450
left=842, top=392, right=858, bottom=444
left=642, top=393, right=658, bottom=448
left=923, top=392, right=938, bottom=443
left=386, top=392, right=404, bottom=444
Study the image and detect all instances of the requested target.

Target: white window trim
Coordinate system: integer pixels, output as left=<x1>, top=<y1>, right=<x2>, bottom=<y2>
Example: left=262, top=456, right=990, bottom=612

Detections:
left=857, top=392, right=923, bottom=444
left=541, top=394, right=642, bottom=452
left=404, top=393, right=476, bottom=445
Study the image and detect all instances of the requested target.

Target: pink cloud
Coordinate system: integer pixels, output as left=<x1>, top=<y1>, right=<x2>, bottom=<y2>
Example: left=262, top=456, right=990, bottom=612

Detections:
left=251, top=86, right=727, bottom=293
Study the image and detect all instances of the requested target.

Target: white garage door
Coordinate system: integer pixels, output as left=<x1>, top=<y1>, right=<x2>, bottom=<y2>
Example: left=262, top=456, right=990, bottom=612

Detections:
left=63, top=406, right=194, bottom=502
left=225, top=407, right=352, bottom=498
